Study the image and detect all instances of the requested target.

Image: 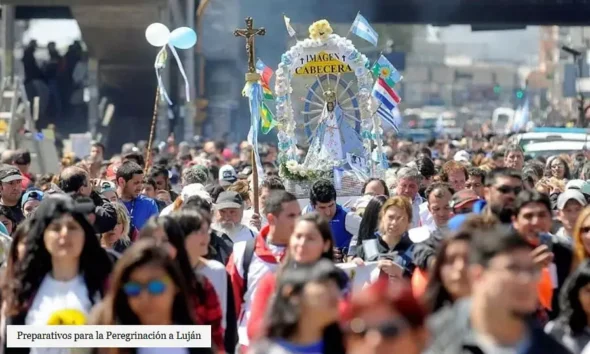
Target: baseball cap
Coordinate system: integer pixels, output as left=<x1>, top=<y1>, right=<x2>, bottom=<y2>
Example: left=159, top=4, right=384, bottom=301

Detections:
left=214, top=191, right=243, bottom=210
left=219, top=165, right=237, bottom=187
left=181, top=183, right=212, bottom=203
left=566, top=179, right=590, bottom=195
left=450, top=189, right=479, bottom=210
left=0, top=165, right=23, bottom=183
left=557, top=189, right=587, bottom=210
left=453, top=150, right=470, bottom=163
left=21, top=190, right=44, bottom=208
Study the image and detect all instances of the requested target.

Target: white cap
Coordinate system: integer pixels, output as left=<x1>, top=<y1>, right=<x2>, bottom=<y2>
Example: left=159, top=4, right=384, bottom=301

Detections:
left=219, top=165, right=237, bottom=187
left=453, top=150, right=470, bottom=162
left=181, top=183, right=212, bottom=203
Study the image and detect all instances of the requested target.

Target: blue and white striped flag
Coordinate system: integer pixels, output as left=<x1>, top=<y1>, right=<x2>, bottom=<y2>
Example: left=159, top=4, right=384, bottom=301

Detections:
left=350, top=13, right=378, bottom=46
left=376, top=105, right=399, bottom=133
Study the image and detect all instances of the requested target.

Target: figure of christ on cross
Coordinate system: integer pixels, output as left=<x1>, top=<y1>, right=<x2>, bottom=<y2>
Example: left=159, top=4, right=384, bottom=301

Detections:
left=234, top=17, right=266, bottom=74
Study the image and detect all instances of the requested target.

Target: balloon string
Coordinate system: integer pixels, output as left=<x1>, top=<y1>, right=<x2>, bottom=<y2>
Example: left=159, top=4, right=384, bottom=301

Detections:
left=168, top=44, right=190, bottom=102
left=155, top=46, right=173, bottom=105
left=145, top=86, right=161, bottom=173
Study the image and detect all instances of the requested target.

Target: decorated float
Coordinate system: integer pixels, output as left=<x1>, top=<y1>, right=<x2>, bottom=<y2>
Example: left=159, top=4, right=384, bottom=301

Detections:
left=274, top=17, right=400, bottom=197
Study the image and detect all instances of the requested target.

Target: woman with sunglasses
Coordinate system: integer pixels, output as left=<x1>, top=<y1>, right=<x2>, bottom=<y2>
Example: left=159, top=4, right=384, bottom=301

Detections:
left=140, top=216, right=225, bottom=352
left=247, top=213, right=337, bottom=342
left=89, top=238, right=214, bottom=354
left=249, top=260, right=346, bottom=354
left=342, top=279, right=428, bottom=354
left=1, top=196, right=113, bottom=352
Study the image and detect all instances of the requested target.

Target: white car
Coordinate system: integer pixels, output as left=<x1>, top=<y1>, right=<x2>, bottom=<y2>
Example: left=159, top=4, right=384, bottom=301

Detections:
left=524, top=141, right=590, bottom=158
left=511, top=132, right=589, bottom=148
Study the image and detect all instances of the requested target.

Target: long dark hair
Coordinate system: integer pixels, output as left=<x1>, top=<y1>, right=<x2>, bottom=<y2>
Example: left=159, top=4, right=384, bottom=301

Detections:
left=140, top=216, right=206, bottom=303
left=423, top=230, right=472, bottom=313
left=357, top=195, right=387, bottom=245
left=556, top=260, right=590, bottom=335
left=297, top=213, right=335, bottom=261
left=265, top=260, right=346, bottom=354
left=89, top=239, right=213, bottom=354
left=4, top=197, right=112, bottom=315
left=361, top=178, right=389, bottom=197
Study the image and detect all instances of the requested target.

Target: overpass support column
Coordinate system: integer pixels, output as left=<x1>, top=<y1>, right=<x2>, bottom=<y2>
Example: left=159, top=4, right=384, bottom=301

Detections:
left=1, top=5, right=15, bottom=79
left=183, top=0, right=196, bottom=142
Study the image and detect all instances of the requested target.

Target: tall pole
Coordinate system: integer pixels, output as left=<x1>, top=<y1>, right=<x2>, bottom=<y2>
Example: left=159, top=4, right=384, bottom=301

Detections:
left=577, top=54, right=586, bottom=127
left=184, top=0, right=196, bottom=142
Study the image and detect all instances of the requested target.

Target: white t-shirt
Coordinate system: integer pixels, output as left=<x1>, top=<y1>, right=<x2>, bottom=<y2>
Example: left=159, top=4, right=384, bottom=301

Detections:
left=25, top=274, right=97, bottom=354
left=199, top=260, right=228, bottom=329
left=212, top=224, right=256, bottom=245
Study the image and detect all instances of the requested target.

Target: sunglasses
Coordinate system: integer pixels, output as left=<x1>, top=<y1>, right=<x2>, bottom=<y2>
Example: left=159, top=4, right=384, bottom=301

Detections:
left=496, top=185, right=522, bottom=195
left=122, top=278, right=170, bottom=297
left=580, top=226, right=590, bottom=234
left=348, top=317, right=409, bottom=339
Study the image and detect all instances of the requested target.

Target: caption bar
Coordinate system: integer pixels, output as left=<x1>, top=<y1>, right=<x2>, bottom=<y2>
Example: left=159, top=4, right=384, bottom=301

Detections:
left=7, top=325, right=211, bottom=348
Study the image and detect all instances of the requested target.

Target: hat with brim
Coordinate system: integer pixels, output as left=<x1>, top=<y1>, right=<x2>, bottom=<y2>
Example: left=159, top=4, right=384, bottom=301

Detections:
left=214, top=191, right=243, bottom=210
left=0, top=166, right=23, bottom=183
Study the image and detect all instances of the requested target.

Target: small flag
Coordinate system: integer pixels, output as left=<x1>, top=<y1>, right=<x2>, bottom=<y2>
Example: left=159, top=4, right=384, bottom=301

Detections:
left=372, top=78, right=401, bottom=111
left=350, top=13, right=379, bottom=46
left=371, top=55, right=403, bottom=87
left=376, top=105, right=399, bottom=132
left=260, top=102, right=277, bottom=134
left=262, top=85, right=273, bottom=100
left=255, top=59, right=274, bottom=88
left=284, top=15, right=297, bottom=37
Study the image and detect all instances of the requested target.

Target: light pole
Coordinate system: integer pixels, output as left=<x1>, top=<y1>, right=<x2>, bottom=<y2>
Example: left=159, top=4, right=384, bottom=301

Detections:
left=562, top=45, right=586, bottom=127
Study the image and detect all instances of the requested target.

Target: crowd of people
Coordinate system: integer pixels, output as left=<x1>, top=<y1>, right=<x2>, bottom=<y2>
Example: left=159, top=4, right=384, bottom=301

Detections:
left=1, top=132, right=590, bottom=354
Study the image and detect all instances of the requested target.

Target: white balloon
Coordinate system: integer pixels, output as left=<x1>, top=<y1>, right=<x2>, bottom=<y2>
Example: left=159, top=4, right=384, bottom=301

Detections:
left=145, top=23, right=170, bottom=47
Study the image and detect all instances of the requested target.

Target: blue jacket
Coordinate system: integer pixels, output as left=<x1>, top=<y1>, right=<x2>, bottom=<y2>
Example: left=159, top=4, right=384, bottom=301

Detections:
left=330, top=204, right=353, bottom=249
left=122, top=195, right=159, bottom=230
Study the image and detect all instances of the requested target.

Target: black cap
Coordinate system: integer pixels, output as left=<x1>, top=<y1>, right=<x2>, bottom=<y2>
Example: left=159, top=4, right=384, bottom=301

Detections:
left=0, top=165, right=23, bottom=183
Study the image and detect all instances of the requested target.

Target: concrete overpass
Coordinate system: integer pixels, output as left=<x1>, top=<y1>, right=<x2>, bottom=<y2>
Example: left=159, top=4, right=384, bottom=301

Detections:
left=1, top=0, right=195, bottom=154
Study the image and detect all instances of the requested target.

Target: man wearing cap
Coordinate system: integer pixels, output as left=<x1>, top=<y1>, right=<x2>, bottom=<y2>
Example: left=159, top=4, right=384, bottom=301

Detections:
left=0, top=165, right=25, bottom=224
left=556, top=189, right=587, bottom=241
left=450, top=189, right=480, bottom=215
left=21, top=189, right=43, bottom=218
left=212, top=191, right=256, bottom=244
left=566, top=179, right=590, bottom=203
left=219, top=165, right=238, bottom=189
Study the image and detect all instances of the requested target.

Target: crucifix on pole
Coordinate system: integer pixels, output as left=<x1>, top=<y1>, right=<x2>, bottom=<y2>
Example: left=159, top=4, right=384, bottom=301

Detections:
left=235, top=17, right=265, bottom=214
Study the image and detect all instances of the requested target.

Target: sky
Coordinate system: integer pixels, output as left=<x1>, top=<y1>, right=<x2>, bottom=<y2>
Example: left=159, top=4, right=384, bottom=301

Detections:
left=22, top=19, right=81, bottom=49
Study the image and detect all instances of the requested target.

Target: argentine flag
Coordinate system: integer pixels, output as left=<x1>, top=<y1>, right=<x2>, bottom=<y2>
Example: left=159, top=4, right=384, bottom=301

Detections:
left=351, top=13, right=379, bottom=46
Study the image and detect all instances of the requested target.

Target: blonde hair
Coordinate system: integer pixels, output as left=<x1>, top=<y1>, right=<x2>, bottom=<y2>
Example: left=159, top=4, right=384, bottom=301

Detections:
left=226, top=180, right=250, bottom=204
left=572, top=207, right=590, bottom=270
left=380, top=196, right=413, bottom=223
left=111, top=203, right=131, bottom=242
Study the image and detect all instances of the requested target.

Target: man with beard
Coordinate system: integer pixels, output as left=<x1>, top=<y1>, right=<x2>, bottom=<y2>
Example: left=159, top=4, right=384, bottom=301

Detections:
left=478, top=168, right=523, bottom=224
left=511, top=190, right=572, bottom=319
left=212, top=191, right=256, bottom=244
left=425, top=226, right=570, bottom=354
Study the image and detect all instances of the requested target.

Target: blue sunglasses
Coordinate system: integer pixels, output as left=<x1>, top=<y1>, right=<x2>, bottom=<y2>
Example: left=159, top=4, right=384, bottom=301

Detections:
left=122, top=278, right=169, bottom=297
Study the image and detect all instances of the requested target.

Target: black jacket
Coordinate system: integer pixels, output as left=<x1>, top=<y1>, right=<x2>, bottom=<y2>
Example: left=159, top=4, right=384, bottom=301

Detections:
left=412, top=227, right=445, bottom=270
left=89, top=191, right=117, bottom=234
left=206, top=230, right=233, bottom=265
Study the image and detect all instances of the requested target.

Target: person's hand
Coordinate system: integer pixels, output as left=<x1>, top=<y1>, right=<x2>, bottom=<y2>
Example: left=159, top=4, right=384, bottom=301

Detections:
left=156, top=190, right=172, bottom=205
left=351, top=257, right=365, bottom=266
left=532, top=244, right=554, bottom=268
left=249, top=213, right=262, bottom=230
left=378, top=260, right=403, bottom=278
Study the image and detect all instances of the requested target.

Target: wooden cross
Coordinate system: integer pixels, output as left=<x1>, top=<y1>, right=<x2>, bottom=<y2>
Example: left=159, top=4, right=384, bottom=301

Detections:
left=234, top=17, right=266, bottom=74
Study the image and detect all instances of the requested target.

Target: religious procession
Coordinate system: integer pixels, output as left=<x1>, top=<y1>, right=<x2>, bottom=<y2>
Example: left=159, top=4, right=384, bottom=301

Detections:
left=1, top=2, right=590, bottom=353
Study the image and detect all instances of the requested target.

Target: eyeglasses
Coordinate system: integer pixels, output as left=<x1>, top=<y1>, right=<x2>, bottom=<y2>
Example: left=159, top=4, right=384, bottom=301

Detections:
left=348, top=317, right=409, bottom=339
left=495, top=185, right=522, bottom=195
left=122, top=278, right=170, bottom=297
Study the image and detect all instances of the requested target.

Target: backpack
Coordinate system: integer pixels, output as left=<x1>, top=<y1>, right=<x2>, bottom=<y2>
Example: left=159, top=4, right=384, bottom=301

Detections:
left=241, top=237, right=256, bottom=298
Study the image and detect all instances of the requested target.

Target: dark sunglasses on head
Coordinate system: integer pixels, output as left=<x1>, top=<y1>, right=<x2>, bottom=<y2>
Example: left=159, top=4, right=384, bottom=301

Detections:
left=28, top=191, right=41, bottom=199
left=580, top=226, right=590, bottom=234
left=348, top=317, right=409, bottom=339
left=122, top=278, right=169, bottom=297
left=496, top=185, right=522, bottom=195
